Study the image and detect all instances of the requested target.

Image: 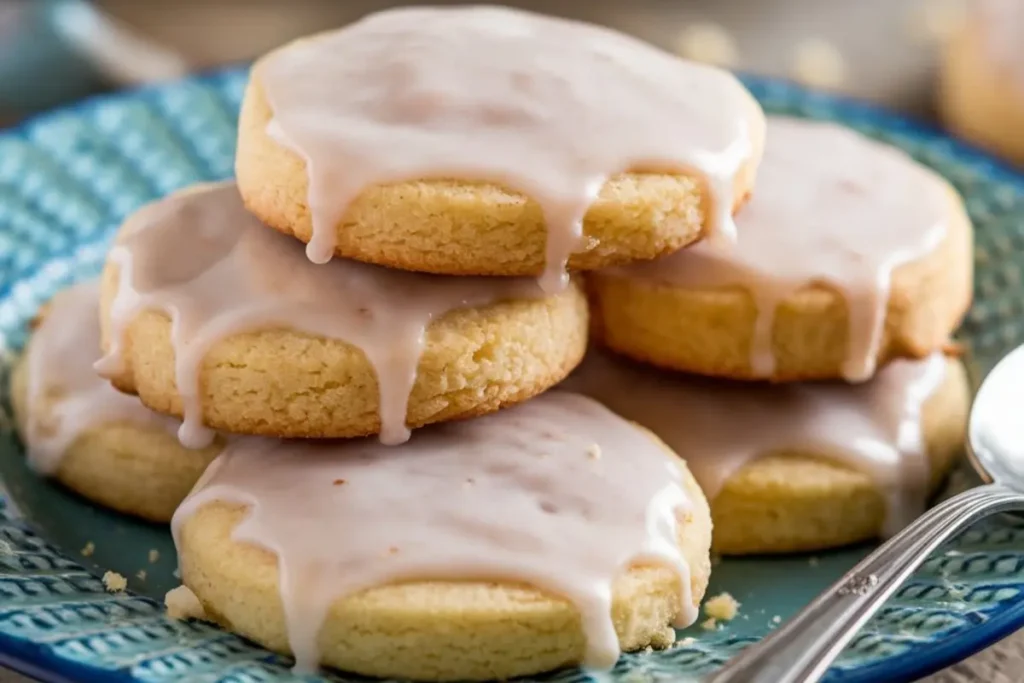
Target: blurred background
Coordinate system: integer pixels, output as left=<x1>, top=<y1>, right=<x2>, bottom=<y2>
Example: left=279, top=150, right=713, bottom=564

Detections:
left=0, top=0, right=964, bottom=129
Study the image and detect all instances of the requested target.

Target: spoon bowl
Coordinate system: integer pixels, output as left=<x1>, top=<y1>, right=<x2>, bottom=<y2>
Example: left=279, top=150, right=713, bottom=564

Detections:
left=968, top=344, right=1024, bottom=489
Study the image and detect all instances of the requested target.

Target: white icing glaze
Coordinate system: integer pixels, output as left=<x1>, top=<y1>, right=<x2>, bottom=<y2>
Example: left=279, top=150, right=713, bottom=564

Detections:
left=21, top=280, right=177, bottom=474
left=94, top=182, right=539, bottom=449
left=564, top=350, right=948, bottom=536
left=258, top=5, right=760, bottom=292
left=172, top=391, right=696, bottom=673
left=976, top=0, right=1024, bottom=80
left=619, top=116, right=951, bottom=382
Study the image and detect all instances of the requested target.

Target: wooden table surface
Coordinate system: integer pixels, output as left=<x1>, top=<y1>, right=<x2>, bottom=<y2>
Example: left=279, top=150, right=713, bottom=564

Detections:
left=3, top=1, right=1020, bottom=680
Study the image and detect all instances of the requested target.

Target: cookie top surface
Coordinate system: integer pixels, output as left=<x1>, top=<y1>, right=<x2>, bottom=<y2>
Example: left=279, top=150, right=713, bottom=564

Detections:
left=20, top=280, right=177, bottom=474
left=565, top=350, right=949, bottom=537
left=172, top=391, right=699, bottom=673
left=617, top=116, right=961, bottom=381
left=96, top=182, right=540, bottom=449
left=256, top=5, right=763, bottom=290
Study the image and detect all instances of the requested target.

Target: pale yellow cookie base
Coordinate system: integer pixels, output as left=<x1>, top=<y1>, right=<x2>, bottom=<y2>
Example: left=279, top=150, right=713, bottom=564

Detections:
left=940, top=19, right=1024, bottom=167
left=235, top=62, right=763, bottom=276
left=9, top=356, right=220, bottom=523
left=177, top=453, right=711, bottom=681
left=100, top=266, right=589, bottom=439
left=589, top=190, right=973, bottom=382
left=711, top=357, right=969, bottom=555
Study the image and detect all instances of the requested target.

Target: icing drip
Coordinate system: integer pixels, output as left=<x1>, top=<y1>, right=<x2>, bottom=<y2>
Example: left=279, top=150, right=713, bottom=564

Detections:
left=95, top=182, right=538, bottom=449
left=172, top=392, right=695, bottom=672
left=621, top=117, right=950, bottom=382
left=21, top=280, right=177, bottom=474
left=258, top=5, right=758, bottom=292
left=565, top=351, right=948, bottom=536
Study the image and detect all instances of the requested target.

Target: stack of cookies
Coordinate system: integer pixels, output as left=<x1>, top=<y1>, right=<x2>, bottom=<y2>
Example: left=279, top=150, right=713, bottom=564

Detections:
left=10, top=5, right=973, bottom=682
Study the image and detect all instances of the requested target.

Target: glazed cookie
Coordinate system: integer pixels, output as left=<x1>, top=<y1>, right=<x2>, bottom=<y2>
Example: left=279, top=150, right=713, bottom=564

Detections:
left=590, top=117, right=973, bottom=382
left=566, top=350, right=969, bottom=555
left=172, top=392, right=712, bottom=681
left=236, top=6, right=765, bottom=291
left=97, top=182, right=588, bottom=448
left=10, top=281, right=221, bottom=522
left=940, top=0, right=1024, bottom=166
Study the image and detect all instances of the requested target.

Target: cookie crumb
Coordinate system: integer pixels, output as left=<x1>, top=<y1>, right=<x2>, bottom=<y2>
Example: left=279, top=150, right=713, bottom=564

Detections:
left=165, top=585, right=207, bottom=621
left=102, top=571, right=127, bottom=593
left=675, top=22, right=739, bottom=68
left=81, top=542, right=95, bottom=557
left=704, top=592, right=740, bottom=621
left=675, top=636, right=696, bottom=647
left=148, top=549, right=159, bottom=563
left=136, top=570, right=147, bottom=581
left=791, top=38, right=847, bottom=90
left=772, top=615, right=782, bottom=624
left=586, top=443, right=602, bottom=460
left=332, top=478, right=346, bottom=486
left=643, top=645, right=653, bottom=654
left=700, top=617, right=718, bottom=631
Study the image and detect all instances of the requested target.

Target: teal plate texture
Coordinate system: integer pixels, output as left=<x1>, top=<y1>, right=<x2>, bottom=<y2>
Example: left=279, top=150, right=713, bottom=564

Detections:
left=0, top=69, right=1023, bottom=683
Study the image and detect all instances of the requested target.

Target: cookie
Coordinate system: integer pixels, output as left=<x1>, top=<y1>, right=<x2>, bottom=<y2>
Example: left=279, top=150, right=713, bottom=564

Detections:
left=589, top=117, right=973, bottom=382
left=235, top=6, right=765, bottom=291
left=10, top=281, right=220, bottom=522
left=565, top=350, right=969, bottom=555
left=172, top=392, right=712, bottom=680
left=97, top=183, right=588, bottom=448
left=940, top=0, right=1024, bottom=166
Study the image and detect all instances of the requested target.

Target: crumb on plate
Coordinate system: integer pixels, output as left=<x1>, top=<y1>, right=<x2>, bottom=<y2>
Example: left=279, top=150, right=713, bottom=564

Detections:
left=165, top=585, right=207, bottom=621
left=704, top=592, right=740, bottom=621
left=102, top=571, right=127, bottom=593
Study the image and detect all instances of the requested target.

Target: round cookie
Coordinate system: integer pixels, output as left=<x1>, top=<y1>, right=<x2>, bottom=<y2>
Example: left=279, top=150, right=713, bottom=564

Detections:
left=940, top=0, right=1024, bottom=166
left=10, top=281, right=220, bottom=523
left=236, top=6, right=765, bottom=288
left=98, top=182, right=588, bottom=447
left=173, top=393, right=712, bottom=681
left=565, top=350, right=969, bottom=555
left=589, top=117, right=973, bottom=382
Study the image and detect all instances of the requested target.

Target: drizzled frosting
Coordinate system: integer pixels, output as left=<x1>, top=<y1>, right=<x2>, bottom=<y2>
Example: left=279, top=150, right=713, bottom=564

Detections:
left=620, top=117, right=952, bottom=382
left=95, top=182, right=538, bottom=449
left=19, top=280, right=177, bottom=474
left=565, top=351, right=948, bottom=536
left=172, top=391, right=696, bottom=672
left=257, top=5, right=760, bottom=292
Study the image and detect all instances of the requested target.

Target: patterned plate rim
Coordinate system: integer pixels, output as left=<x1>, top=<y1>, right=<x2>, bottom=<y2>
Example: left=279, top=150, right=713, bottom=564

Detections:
left=0, top=66, right=1021, bottom=683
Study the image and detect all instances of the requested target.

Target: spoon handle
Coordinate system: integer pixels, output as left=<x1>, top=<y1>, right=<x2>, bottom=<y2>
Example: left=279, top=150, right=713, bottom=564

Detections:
left=707, top=483, right=1024, bottom=683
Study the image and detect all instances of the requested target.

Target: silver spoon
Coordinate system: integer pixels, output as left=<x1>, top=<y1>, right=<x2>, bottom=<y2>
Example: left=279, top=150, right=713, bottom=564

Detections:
left=707, top=345, right=1024, bottom=683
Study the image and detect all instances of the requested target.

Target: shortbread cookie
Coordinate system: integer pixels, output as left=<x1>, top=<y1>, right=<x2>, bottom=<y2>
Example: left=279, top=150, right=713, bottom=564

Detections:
left=590, top=117, right=972, bottom=382
left=566, top=350, right=968, bottom=555
left=97, top=183, right=588, bottom=448
left=10, top=281, right=220, bottom=522
left=173, top=392, right=712, bottom=680
left=940, top=0, right=1024, bottom=165
left=236, top=6, right=765, bottom=291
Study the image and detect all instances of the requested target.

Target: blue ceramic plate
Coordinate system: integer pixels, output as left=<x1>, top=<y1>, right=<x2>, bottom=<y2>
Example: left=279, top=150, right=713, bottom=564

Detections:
left=0, top=69, right=1023, bottom=683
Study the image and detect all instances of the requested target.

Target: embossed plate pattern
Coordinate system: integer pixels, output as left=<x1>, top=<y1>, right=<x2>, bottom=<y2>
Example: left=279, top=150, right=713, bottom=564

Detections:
left=0, top=69, right=1022, bottom=683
